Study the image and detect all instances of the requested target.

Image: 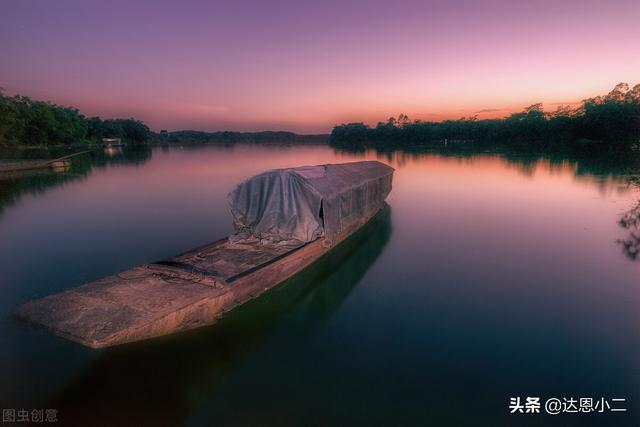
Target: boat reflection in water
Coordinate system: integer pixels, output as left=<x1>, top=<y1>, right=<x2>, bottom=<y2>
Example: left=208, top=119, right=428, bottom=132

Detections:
left=45, top=205, right=392, bottom=426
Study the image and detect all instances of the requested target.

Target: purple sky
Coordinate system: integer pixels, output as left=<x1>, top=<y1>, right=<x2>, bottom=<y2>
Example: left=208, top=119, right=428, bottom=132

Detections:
left=1, top=0, right=639, bottom=133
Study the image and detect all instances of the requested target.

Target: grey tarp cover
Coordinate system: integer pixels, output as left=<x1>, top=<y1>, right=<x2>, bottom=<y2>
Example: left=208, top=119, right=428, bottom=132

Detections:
left=228, top=161, right=394, bottom=245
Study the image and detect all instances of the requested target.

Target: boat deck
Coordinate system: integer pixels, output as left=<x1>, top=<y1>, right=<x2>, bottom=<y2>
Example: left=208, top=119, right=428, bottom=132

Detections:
left=16, top=238, right=306, bottom=348
left=171, top=237, right=303, bottom=282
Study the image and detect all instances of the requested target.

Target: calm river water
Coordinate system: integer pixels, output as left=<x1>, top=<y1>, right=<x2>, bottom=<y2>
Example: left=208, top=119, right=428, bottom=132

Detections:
left=1, top=143, right=639, bottom=426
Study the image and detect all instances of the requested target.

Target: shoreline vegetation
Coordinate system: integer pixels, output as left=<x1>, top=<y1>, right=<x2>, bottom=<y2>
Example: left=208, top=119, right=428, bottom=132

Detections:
left=329, top=83, right=640, bottom=153
left=1, top=82, right=638, bottom=155
left=0, top=89, right=327, bottom=149
left=0, top=91, right=150, bottom=147
left=159, top=130, right=327, bottom=145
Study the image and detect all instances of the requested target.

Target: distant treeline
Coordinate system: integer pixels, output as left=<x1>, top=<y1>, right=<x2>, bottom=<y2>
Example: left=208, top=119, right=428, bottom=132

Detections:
left=0, top=91, right=150, bottom=146
left=161, top=130, right=328, bottom=145
left=330, top=83, right=640, bottom=151
left=0, top=91, right=328, bottom=147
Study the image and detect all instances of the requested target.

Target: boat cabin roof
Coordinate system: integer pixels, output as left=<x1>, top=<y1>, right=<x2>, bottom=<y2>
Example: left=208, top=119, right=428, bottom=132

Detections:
left=228, top=161, right=394, bottom=244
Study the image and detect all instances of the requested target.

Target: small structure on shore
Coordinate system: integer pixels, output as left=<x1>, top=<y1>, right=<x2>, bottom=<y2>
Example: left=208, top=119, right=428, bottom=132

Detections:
left=17, top=161, right=394, bottom=348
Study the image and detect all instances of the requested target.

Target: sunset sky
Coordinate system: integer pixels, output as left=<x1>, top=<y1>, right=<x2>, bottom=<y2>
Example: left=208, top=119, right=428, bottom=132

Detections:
left=2, top=0, right=639, bottom=133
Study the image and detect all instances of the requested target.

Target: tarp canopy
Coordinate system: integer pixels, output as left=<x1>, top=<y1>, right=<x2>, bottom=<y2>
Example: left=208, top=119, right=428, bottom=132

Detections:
left=228, top=161, right=394, bottom=245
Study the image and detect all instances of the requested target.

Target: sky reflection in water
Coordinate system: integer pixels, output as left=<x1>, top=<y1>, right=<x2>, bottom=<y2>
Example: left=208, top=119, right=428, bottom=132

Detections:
left=0, top=144, right=638, bottom=426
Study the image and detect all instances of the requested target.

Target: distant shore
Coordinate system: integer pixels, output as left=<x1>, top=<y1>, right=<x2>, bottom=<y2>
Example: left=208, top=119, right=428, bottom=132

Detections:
left=154, top=130, right=329, bottom=146
left=329, top=83, right=640, bottom=152
left=1, top=92, right=330, bottom=149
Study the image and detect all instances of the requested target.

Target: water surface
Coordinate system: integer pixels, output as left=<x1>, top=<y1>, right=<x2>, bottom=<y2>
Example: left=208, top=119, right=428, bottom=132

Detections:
left=1, top=144, right=639, bottom=426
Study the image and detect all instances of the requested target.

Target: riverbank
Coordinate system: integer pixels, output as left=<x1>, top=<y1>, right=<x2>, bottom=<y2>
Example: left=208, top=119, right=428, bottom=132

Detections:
left=0, top=150, right=95, bottom=173
left=329, top=83, right=640, bottom=151
left=156, top=130, right=329, bottom=146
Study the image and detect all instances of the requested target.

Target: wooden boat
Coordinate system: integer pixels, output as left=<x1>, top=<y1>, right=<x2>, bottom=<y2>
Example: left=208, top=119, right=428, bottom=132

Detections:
left=17, top=161, right=394, bottom=348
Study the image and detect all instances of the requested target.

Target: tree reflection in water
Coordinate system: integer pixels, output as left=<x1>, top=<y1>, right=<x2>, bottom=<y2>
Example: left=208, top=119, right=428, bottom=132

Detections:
left=0, top=145, right=152, bottom=213
left=618, top=180, right=640, bottom=260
